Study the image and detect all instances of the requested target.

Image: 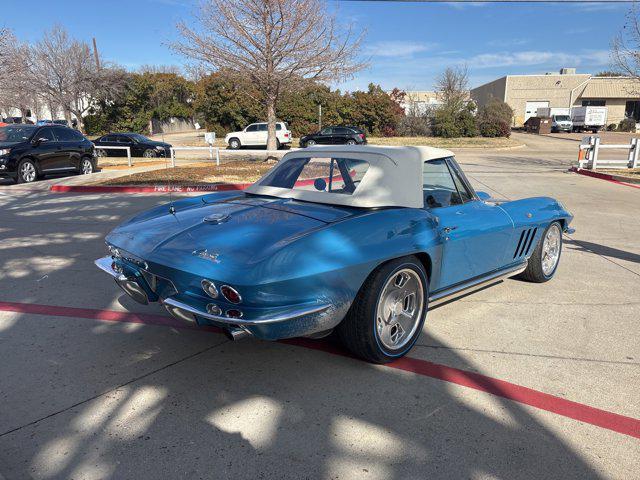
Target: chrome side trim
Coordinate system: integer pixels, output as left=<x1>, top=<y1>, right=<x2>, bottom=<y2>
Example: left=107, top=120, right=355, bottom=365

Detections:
left=428, top=262, right=527, bottom=307
left=95, top=256, right=128, bottom=281
left=162, top=297, right=331, bottom=326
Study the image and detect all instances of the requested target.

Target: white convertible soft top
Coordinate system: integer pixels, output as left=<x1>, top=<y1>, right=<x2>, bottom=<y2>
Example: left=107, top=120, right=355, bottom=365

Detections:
left=245, top=145, right=454, bottom=209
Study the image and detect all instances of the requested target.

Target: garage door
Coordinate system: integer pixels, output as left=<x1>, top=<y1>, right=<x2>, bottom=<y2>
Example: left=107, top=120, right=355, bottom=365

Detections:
left=525, top=101, right=549, bottom=122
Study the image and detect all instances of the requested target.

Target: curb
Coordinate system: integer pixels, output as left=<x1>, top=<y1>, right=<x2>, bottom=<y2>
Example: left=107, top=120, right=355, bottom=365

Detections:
left=570, top=167, right=640, bottom=189
left=50, top=183, right=251, bottom=194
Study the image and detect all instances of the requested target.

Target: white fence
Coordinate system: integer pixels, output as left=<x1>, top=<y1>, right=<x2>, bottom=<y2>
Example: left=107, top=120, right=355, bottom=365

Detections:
left=95, top=146, right=132, bottom=167
left=169, top=146, right=300, bottom=167
left=578, top=136, right=639, bottom=170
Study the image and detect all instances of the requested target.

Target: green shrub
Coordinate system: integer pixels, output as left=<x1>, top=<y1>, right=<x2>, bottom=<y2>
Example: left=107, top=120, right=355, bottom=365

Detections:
left=476, top=99, right=513, bottom=138
left=479, top=119, right=511, bottom=138
left=618, top=118, right=636, bottom=132
left=432, top=105, right=477, bottom=138
left=607, top=123, right=617, bottom=131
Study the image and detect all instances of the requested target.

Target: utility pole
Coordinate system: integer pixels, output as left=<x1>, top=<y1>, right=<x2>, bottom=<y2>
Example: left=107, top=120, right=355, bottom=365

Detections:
left=92, top=37, right=101, bottom=69
left=318, top=104, right=322, bottom=130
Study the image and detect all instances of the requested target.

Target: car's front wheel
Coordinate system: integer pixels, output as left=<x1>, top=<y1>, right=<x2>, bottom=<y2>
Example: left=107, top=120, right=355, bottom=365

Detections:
left=228, top=138, right=241, bottom=150
left=518, top=221, right=563, bottom=283
left=306, top=139, right=316, bottom=147
left=17, top=159, right=38, bottom=184
left=143, top=149, right=157, bottom=158
left=338, top=256, right=428, bottom=363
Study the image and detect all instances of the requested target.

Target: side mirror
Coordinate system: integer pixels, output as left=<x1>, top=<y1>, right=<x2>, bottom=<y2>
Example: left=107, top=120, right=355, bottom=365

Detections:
left=32, top=137, right=49, bottom=146
left=477, top=191, right=491, bottom=201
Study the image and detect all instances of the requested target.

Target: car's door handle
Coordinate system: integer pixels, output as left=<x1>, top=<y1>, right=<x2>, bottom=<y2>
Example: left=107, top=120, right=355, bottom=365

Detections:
left=443, top=226, right=458, bottom=234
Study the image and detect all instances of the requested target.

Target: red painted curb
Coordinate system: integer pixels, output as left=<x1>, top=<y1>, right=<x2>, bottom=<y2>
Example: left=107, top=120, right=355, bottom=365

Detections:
left=1, top=300, right=639, bottom=439
left=50, top=183, right=251, bottom=194
left=570, top=167, right=640, bottom=190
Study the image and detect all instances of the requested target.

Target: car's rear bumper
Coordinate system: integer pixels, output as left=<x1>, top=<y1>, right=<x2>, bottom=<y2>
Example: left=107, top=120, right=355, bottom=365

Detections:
left=95, top=256, right=345, bottom=340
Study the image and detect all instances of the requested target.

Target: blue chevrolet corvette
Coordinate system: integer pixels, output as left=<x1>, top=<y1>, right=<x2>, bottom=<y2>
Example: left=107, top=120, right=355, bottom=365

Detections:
left=96, top=146, right=573, bottom=363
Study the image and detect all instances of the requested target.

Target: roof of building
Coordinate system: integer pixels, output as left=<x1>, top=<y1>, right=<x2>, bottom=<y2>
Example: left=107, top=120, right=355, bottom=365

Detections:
left=580, top=77, right=640, bottom=98
left=245, top=145, right=454, bottom=208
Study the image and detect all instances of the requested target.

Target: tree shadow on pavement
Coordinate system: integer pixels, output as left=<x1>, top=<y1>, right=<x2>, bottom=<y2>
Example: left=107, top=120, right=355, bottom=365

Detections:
left=0, top=188, right=609, bottom=479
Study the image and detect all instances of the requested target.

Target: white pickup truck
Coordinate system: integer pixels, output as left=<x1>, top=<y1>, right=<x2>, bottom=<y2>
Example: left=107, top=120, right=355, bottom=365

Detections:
left=225, top=122, right=292, bottom=149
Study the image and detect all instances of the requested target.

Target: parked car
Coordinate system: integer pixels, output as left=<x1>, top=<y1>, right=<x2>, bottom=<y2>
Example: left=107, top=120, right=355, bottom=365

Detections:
left=96, top=145, right=573, bottom=363
left=300, top=126, right=367, bottom=147
left=0, top=124, right=95, bottom=183
left=93, top=133, right=171, bottom=158
left=225, top=122, right=291, bottom=149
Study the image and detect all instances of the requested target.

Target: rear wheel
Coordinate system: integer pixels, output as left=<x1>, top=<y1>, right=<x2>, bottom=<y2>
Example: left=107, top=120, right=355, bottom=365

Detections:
left=518, top=222, right=563, bottom=283
left=17, top=159, right=38, bottom=183
left=346, top=139, right=357, bottom=145
left=96, top=148, right=107, bottom=158
left=79, top=157, right=94, bottom=175
left=338, top=256, right=428, bottom=363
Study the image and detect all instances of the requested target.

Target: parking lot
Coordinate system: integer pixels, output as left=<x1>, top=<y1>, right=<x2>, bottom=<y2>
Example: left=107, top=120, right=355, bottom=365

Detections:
left=0, top=133, right=638, bottom=479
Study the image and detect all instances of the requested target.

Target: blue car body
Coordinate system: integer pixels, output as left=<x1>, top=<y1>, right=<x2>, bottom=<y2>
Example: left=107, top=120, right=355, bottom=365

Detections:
left=96, top=146, right=573, bottom=343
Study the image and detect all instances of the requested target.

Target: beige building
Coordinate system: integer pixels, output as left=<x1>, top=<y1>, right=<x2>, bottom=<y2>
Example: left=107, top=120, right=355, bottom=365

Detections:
left=399, top=91, right=444, bottom=115
left=470, top=68, right=640, bottom=127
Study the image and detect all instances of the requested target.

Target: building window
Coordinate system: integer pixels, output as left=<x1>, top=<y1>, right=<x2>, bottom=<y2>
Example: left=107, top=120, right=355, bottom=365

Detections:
left=625, top=101, right=640, bottom=121
left=582, top=100, right=606, bottom=107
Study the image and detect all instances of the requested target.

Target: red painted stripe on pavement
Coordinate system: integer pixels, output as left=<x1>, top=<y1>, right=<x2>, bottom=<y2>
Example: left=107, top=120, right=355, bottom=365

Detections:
left=50, top=184, right=251, bottom=194
left=1, top=300, right=639, bottom=439
left=571, top=167, right=640, bottom=190
left=0, top=301, right=221, bottom=334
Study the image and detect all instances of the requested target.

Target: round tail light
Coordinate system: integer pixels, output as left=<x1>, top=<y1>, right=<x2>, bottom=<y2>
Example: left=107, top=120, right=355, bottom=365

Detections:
left=201, top=279, right=218, bottom=298
left=221, top=285, right=241, bottom=304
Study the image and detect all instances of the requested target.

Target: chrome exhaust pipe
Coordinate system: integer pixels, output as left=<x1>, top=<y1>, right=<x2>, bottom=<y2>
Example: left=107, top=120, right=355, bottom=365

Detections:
left=224, top=326, right=251, bottom=341
left=115, top=277, right=149, bottom=305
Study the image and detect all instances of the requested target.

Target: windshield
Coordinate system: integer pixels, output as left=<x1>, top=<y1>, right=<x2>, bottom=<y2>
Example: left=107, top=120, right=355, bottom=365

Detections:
left=0, top=126, right=36, bottom=143
left=555, top=115, right=571, bottom=121
left=258, top=156, right=369, bottom=195
left=128, top=133, right=151, bottom=142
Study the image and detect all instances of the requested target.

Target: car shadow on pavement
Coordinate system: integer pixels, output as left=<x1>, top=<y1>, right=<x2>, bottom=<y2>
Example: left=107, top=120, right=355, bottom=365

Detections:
left=565, top=238, right=640, bottom=265
left=0, top=189, right=607, bottom=479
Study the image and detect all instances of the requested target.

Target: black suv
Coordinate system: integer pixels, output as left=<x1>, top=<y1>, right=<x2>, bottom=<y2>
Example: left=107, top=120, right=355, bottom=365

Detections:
left=93, top=133, right=171, bottom=158
left=0, top=125, right=95, bottom=183
left=300, top=126, right=367, bottom=147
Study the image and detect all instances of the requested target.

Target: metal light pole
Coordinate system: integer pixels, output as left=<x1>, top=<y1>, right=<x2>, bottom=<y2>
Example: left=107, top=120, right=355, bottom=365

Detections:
left=318, top=104, right=322, bottom=130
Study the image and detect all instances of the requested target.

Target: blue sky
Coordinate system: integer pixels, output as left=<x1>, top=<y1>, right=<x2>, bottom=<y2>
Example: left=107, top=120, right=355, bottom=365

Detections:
left=2, top=0, right=631, bottom=91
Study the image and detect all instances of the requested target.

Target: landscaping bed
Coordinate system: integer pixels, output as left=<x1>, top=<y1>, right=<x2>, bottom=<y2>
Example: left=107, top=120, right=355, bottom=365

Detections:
left=94, top=160, right=274, bottom=186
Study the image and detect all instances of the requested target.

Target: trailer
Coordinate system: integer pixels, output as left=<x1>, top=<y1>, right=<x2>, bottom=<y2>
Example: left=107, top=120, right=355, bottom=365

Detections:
left=571, top=107, right=607, bottom=133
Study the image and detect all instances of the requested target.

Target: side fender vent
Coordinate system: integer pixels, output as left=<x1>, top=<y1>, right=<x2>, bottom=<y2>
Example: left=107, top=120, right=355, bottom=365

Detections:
left=513, top=227, right=538, bottom=258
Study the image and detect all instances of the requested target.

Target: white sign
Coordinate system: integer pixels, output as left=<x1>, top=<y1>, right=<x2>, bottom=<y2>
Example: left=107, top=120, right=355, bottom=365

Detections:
left=204, top=132, right=216, bottom=145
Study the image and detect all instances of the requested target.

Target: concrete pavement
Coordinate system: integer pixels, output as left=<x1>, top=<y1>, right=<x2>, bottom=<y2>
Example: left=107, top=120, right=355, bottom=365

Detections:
left=0, top=132, right=638, bottom=479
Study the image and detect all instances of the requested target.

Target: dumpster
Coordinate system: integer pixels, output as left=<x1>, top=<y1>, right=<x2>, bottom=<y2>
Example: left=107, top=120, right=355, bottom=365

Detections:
left=524, top=116, right=552, bottom=134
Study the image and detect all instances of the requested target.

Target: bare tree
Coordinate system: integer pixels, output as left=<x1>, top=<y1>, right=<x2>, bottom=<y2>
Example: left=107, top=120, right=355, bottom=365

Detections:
left=29, top=26, right=125, bottom=131
left=435, top=66, right=471, bottom=112
left=174, top=0, right=365, bottom=151
left=0, top=30, right=35, bottom=122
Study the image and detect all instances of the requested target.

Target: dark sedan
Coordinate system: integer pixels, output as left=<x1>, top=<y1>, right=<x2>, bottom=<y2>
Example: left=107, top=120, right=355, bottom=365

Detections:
left=93, top=133, right=171, bottom=158
left=0, top=125, right=95, bottom=183
left=300, top=126, right=367, bottom=147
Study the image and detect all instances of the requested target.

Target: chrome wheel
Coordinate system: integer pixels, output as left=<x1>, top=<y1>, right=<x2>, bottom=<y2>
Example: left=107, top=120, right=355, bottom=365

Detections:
left=20, top=162, right=36, bottom=182
left=143, top=149, right=157, bottom=158
left=306, top=139, right=316, bottom=146
left=346, top=139, right=356, bottom=145
left=375, top=269, right=424, bottom=350
left=81, top=159, right=93, bottom=174
left=541, top=223, right=561, bottom=276
left=96, top=149, right=107, bottom=158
